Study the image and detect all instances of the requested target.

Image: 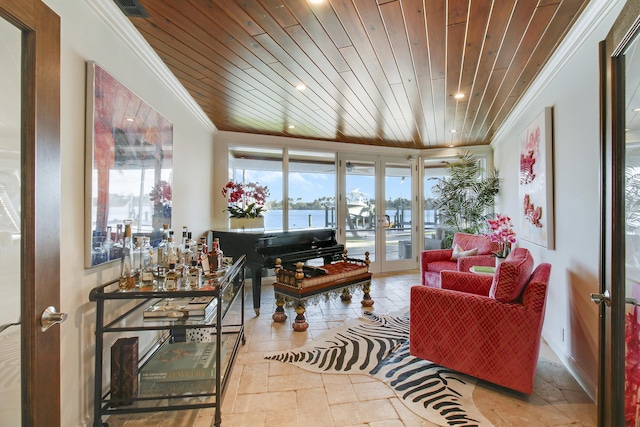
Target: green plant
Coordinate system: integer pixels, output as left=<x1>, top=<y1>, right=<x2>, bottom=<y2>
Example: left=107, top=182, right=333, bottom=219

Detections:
left=432, top=152, right=500, bottom=246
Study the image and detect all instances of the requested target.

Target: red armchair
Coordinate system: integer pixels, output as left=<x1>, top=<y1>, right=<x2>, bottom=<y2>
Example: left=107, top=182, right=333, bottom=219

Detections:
left=421, top=232, right=497, bottom=288
left=410, top=248, right=551, bottom=394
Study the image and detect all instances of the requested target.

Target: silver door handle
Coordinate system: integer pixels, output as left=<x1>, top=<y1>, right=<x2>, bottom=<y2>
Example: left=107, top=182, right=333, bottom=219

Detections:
left=627, top=297, right=640, bottom=306
left=590, top=290, right=611, bottom=307
left=40, top=306, right=67, bottom=332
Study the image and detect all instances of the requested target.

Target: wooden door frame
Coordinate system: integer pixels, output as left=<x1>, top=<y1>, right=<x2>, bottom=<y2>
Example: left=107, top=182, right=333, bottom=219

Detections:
left=0, top=0, right=61, bottom=426
left=600, top=1, right=640, bottom=425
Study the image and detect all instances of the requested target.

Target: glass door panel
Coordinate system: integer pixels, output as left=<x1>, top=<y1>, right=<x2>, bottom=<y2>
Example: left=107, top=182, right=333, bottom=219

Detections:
left=344, top=159, right=376, bottom=264
left=382, top=161, right=414, bottom=270
left=423, top=160, right=448, bottom=249
left=341, top=156, right=416, bottom=273
left=0, top=17, right=21, bottom=425
left=624, top=32, right=640, bottom=425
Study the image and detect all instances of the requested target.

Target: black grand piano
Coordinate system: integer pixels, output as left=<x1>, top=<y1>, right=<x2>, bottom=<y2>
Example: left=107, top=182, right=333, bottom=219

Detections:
left=209, top=228, right=344, bottom=314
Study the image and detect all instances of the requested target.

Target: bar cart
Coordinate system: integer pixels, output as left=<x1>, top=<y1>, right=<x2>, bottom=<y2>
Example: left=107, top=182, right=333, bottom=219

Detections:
left=89, top=256, right=246, bottom=427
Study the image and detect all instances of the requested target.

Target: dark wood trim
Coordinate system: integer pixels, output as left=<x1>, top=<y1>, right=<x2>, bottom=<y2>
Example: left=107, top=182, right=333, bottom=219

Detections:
left=0, top=0, right=61, bottom=426
left=610, top=45, right=626, bottom=427
left=597, top=38, right=607, bottom=427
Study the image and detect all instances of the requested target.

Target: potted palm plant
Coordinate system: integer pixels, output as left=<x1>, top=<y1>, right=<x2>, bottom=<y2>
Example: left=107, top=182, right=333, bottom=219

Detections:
left=432, top=152, right=501, bottom=247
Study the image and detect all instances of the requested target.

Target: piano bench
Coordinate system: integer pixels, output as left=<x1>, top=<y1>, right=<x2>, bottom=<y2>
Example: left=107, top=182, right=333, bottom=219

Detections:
left=271, top=256, right=373, bottom=331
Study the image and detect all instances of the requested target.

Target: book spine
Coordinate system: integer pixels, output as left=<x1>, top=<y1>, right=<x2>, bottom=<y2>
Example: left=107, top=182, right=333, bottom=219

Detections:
left=110, top=337, right=139, bottom=406
left=140, top=368, right=215, bottom=382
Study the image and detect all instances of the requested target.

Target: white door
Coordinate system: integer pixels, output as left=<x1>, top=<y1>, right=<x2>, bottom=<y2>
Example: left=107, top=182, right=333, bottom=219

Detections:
left=338, top=154, right=416, bottom=273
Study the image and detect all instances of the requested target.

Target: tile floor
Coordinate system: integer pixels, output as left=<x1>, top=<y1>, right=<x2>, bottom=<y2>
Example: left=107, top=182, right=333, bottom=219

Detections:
left=105, top=270, right=597, bottom=427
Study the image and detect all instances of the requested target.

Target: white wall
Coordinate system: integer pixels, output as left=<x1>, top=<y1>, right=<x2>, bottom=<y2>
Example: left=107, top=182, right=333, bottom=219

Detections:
left=41, top=0, right=217, bottom=425
left=37, top=0, right=629, bottom=422
left=491, top=0, right=626, bottom=399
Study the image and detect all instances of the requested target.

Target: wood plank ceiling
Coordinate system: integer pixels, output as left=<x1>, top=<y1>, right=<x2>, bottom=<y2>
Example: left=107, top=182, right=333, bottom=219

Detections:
left=121, top=0, right=589, bottom=149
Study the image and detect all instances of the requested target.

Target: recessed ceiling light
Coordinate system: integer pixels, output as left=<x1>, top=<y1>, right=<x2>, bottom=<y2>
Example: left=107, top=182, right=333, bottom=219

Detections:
left=449, top=144, right=454, bottom=148
left=295, top=84, right=306, bottom=91
left=126, top=118, right=134, bottom=122
left=450, top=129, right=457, bottom=133
left=454, top=93, right=464, bottom=99
left=634, top=108, right=640, bottom=112
left=288, top=125, right=295, bottom=129
left=308, top=0, right=325, bottom=4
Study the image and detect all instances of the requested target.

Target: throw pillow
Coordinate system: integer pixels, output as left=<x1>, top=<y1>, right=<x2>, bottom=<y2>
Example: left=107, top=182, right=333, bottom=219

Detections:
left=451, top=244, right=478, bottom=261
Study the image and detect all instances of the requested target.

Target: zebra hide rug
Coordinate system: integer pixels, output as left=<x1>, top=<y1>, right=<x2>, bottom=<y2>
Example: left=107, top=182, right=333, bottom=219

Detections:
left=264, top=311, right=493, bottom=427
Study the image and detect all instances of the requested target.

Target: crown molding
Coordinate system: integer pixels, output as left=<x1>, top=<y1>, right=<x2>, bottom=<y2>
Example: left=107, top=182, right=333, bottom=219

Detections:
left=491, top=0, right=623, bottom=147
left=85, top=0, right=216, bottom=133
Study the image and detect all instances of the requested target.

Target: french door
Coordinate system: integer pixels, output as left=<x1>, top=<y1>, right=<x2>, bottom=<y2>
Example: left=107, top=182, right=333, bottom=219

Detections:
left=598, top=2, right=640, bottom=425
left=0, top=1, right=62, bottom=426
left=338, top=154, right=416, bottom=273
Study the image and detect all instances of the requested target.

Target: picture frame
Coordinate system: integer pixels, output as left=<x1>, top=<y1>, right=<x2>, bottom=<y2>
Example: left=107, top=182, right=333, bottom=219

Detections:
left=85, top=61, right=173, bottom=268
left=518, top=106, right=554, bottom=249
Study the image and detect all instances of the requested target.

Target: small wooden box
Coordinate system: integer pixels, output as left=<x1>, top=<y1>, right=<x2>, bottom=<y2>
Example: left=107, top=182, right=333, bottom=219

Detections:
left=110, top=337, right=139, bottom=407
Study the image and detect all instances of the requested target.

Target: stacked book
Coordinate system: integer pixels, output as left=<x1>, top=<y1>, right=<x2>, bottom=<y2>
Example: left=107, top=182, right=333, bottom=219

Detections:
left=143, top=296, right=216, bottom=320
left=140, top=341, right=218, bottom=382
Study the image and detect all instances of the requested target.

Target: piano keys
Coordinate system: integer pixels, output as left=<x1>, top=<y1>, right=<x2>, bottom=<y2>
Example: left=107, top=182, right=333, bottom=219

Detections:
left=209, top=229, right=344, bottom=314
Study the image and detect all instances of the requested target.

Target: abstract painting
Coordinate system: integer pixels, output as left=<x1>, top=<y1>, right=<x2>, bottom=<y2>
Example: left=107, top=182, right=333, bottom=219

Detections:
left=519, top=107, right=554, bottom=249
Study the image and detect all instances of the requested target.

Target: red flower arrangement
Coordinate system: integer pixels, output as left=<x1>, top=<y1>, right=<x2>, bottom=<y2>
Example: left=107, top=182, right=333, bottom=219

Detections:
left=221, top=180, right=269, bottom=218
left=486, top=214, right=517, bottom=258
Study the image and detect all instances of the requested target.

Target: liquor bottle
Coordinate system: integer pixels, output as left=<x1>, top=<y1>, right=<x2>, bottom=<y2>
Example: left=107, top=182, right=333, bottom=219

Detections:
left=187, top=260, right=201, bottom=290
left=184, top=231, right=193, bottom=262
left=211, top=237, right=223, bottom=270
left=157, top=224, right=169, bottom=269
left=134, top=237, right=142, bottom=272
left=139, top=237, right=155, bottom=290
left=118, top=220, right=136, bottom=291
left=166, top=231, right=177, bottom=266
left=103, top=226, right=114, bottom=261
left=199, top=237, right=210, bottom=275
left=178, top=226, right=190, bottom=266
left=164, top=263, right=179, bottom=291
left=188, top=231, right=197, bottom=255
left=180, top=226, right=188, bottom=250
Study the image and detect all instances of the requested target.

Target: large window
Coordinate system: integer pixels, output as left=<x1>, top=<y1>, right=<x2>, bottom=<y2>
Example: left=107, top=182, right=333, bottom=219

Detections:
left=228, top=146, right=283, bottom=230
left=287, top=150, right=336, bottom=229
left=228, top=146, right=336, bottom=231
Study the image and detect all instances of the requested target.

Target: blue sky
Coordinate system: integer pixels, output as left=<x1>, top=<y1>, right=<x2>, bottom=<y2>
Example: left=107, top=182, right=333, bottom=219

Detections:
left=238, top=170, right=437, bottom=203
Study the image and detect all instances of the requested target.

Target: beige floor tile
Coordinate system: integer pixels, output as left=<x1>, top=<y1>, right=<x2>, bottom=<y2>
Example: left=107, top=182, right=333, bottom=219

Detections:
left=264, top=409, right=300, bottom=427
left=103, top=270, right=597, bottom=427
left=268, top=371, right=324, bottom=391
left=219, top=410, right=265, bottom=427
left=330, top=398, right=399, bottom=425
left=324, top=381, right=360, bottom=405
left=389, top=397, right=440, bottom=427
left=322, top=373, right=353, bottom=385
left=297, top=387, right=334, bottom=426
left=236, top=361, right=270, bottom=394
left=352, top=379, right=395, bottom=401
left=233, top=390, right=297, bottom=413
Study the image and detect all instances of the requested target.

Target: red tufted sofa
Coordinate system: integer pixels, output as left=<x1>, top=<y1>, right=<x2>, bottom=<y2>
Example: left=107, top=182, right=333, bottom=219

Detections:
left=420, top=232, right=498, bottom=288
left=410, top=248, right=551, bottom=394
